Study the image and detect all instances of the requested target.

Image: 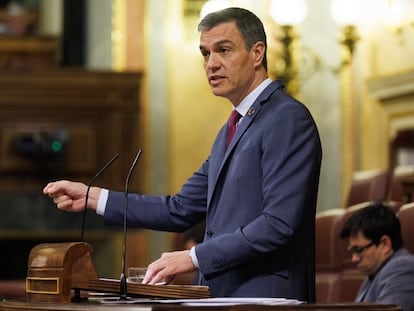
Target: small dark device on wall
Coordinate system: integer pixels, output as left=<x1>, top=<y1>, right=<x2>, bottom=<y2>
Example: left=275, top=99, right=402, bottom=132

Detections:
left=12, top=129, right=68, bottom=159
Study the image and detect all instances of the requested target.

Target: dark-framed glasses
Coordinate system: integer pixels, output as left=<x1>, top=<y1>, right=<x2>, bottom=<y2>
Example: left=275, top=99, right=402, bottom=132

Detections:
left=347, top=241, right=375, bottom=256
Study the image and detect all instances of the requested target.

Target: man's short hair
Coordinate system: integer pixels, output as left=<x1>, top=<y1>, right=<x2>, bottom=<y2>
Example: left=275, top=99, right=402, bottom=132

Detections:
left=339, top=201, right=403, bottom=250
left=198, top=7, right=268, bottom=71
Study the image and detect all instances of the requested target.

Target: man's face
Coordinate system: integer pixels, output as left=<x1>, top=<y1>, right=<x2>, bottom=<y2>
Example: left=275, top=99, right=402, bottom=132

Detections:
left=199, top=21, right=261, bottom=106
left=348, top=231, right=387, bottom=276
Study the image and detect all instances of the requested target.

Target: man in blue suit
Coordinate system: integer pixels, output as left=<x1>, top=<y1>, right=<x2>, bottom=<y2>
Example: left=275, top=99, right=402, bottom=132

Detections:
left=340, top=202, right=414, bottom=311
left=44, top=7, right=322, bottom=302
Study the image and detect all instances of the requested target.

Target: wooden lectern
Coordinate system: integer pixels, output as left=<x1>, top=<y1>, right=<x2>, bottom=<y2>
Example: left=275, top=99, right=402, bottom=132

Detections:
left=25, top=242, right=210, bottom=303
left=26, top=242, right=98, bottom=303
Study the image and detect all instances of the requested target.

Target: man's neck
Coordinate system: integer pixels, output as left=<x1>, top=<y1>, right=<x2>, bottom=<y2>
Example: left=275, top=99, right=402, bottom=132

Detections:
left=231, top=72, right=269, bottom=107
left=369, top=249, right=395, bottom=278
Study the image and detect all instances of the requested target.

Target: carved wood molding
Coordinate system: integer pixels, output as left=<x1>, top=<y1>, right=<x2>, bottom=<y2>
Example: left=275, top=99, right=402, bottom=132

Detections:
left=368, top=70, right=414, bottom=103
left=368, top=71, right=414, bottom=139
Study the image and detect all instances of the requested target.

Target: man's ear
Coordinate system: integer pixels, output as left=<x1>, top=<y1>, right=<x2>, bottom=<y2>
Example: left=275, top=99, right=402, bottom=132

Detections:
left=251, top=41, right=266, bottom=68
left=380, top=235, right=394, bottom=254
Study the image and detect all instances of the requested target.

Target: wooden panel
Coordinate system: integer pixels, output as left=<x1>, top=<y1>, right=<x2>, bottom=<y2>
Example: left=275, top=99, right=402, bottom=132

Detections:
left=0, top=36, right=58, bottom=69
left=0, top=69, right=143, bottom=290
left=0, top=123, right=96, bottom=173
left=0, top=68, right=142, bottom=192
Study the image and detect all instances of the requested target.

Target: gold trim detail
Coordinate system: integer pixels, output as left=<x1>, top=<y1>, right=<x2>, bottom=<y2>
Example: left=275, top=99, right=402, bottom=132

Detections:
left=26, top=277, right=60, bottom=295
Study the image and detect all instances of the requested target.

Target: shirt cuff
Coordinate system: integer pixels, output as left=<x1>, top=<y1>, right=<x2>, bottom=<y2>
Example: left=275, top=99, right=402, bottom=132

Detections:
left=96, top=188, right=109, bottom=216
left=189, top=246, right=200, bottom=269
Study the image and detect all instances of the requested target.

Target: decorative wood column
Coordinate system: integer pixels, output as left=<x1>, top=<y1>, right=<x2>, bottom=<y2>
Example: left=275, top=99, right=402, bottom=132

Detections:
left=339, top=25, right=359, bottom=207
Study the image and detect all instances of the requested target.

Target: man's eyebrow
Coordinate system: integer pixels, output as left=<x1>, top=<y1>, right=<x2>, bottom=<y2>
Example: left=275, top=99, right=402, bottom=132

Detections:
left=199, top=39, right=235, bottom=50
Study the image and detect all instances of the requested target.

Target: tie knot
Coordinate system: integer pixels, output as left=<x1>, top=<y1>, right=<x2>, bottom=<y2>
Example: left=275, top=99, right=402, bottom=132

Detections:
left=226, top=110, right=241, bottom=148
left=228, top=110, right=241, bottom=127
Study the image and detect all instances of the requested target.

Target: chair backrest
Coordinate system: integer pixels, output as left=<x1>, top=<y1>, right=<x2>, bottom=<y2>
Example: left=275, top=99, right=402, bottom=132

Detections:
left=315, top=273, right=341, bottom=303
left=397, top=202, right=414, bottom=254
left=315, top=209, right=346, bottom=272
left=337, top=269, right=365, bottom=302
left=389, top=175, right=405, bottom=203
left=346, top=169, right=390, bottom=207
left=315, top=208, right=365, bottom=303
left=389, top=165, right=414, bottom=204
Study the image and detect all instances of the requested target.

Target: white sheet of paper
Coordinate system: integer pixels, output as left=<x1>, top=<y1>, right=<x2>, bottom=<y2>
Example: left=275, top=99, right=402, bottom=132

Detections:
left=100, top=297, right=304, bottom=306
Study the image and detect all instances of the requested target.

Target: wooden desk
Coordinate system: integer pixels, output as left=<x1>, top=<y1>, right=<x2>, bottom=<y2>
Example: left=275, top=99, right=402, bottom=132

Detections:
left=0, top=300, right=402, bottom=311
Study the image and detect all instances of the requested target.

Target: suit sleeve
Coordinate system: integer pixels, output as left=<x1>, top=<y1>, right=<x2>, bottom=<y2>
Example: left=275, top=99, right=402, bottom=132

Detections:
left=103, top=160, right=210, bottom=232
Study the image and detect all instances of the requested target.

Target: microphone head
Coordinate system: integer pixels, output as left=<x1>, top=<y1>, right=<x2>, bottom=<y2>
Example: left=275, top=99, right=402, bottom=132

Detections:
left=125, top=149, right=142, bottom=187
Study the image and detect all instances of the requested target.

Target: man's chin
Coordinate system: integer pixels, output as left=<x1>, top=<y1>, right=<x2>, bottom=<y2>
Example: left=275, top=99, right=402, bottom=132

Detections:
left=211, top=88, right=226, bottom=98
left=358, top=267, right=370, bottom=275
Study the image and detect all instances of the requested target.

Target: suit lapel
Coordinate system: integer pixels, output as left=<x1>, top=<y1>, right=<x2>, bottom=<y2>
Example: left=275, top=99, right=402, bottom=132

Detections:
left=224, top=103, right=260, bottom=157
left=207, top=126, right=227, bottom=203
left=206, top=80, right=284, bottom=208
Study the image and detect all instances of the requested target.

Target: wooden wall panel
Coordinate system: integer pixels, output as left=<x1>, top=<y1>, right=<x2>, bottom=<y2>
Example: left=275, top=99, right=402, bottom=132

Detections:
left=0, top=69, right=142, bottom=192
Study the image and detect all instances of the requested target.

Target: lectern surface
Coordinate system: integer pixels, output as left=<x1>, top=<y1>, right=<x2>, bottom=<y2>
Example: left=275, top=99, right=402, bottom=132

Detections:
left=0, top=300, right=402, bottom=311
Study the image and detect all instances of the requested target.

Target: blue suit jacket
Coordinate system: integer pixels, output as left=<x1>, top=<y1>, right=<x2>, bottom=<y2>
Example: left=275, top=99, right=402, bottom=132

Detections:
left=357, top=248, right=414, bottom=311
left=104, top=80, right=322, bottom=302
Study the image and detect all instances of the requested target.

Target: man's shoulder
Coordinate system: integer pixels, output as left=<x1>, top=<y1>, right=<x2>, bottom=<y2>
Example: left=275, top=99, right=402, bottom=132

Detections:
left=393, top=248, right=414, bottom=260
left=383, top=248, right=414, bottom=271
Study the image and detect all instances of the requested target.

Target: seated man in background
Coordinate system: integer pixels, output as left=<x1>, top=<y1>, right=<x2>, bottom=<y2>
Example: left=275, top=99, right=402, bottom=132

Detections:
left=340, top=202, right=414, bottom=311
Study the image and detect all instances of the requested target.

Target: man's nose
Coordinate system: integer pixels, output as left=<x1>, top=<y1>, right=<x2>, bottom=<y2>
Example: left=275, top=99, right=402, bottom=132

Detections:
left=351, top=254, right=360, bottom=263
left=206, top=53, right=220, bottom=69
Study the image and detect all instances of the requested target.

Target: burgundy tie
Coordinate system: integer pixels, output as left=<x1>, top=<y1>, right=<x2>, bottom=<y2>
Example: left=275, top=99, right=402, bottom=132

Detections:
left=226, top=109, right=241, bottom=148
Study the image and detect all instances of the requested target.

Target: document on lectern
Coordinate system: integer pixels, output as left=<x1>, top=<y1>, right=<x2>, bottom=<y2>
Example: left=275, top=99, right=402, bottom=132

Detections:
left=100, top=297, right=304, bottom=306
left=161, top=297, right=305, bottom=306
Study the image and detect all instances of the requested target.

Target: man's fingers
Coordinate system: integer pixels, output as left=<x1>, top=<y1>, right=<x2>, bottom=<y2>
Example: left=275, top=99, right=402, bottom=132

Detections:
left=142, top=258, right=174, bottom=285
left=142, top=251, right=196, bottom=285
left=43, top=181, right=63, bottom=195
left=142, top=266, right=160, bottom=285
left=52, top=195, right=85, bottom=212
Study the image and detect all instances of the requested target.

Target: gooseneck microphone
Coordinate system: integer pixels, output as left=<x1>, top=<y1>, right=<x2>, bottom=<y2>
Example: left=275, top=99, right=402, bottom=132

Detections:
left=73, top=153, right=119, bottom=302
left=80, top=153, right=120, bottom=242
left=120, top=149, right=143, bottom=300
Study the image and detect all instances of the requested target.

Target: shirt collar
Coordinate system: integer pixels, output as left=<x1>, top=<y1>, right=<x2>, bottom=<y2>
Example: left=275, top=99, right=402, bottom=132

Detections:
left=234, top=78, right=272, bottom=117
